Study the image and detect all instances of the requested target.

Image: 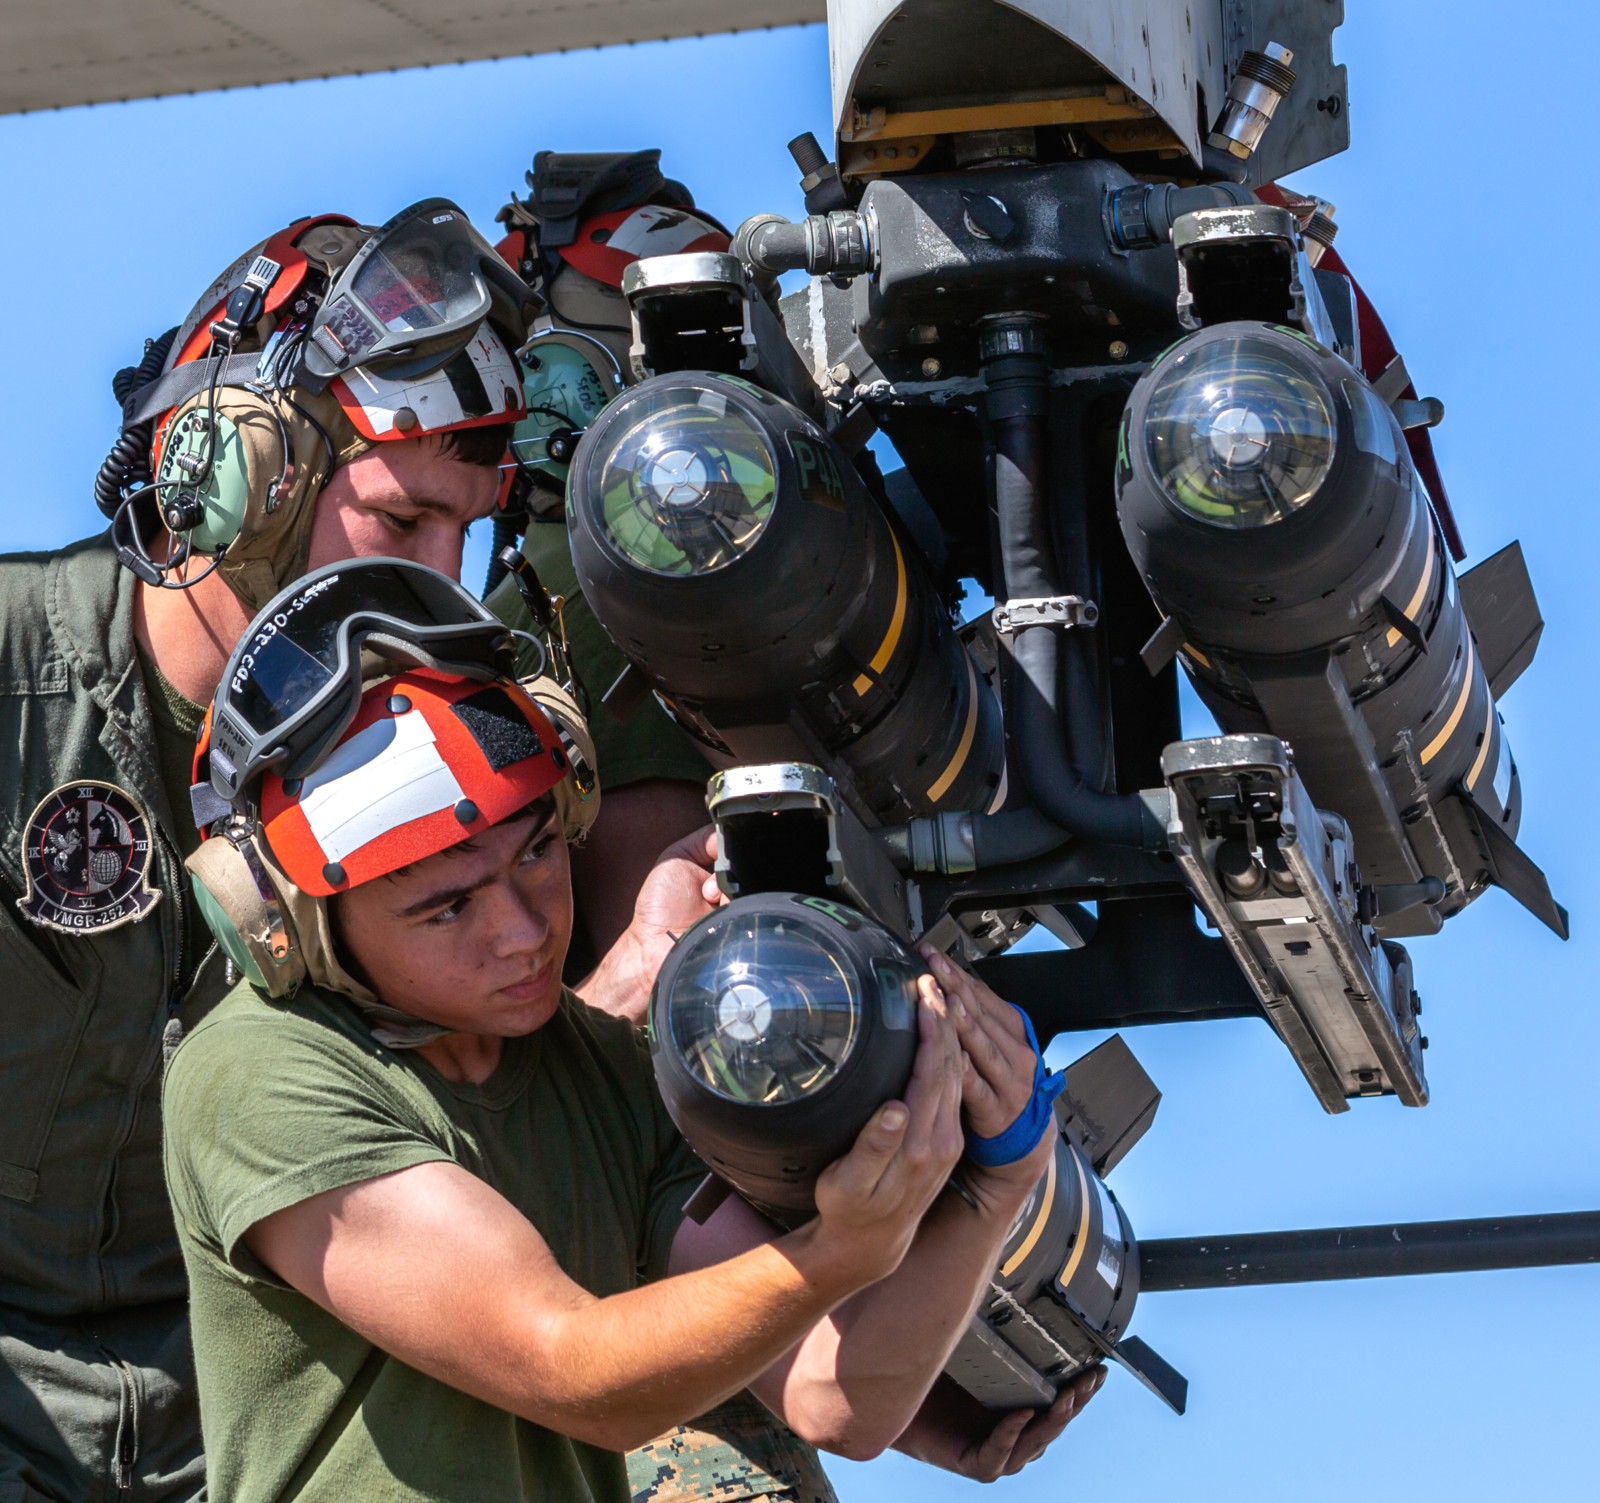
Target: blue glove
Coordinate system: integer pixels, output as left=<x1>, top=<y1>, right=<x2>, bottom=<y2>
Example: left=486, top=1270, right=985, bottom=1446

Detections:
left=964, top=1005, right=1064, bottom=1168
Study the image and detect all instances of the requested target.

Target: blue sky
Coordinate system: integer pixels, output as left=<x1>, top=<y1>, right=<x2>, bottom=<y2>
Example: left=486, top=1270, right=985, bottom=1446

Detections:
left=3, top=3, right=1596, bottom=1498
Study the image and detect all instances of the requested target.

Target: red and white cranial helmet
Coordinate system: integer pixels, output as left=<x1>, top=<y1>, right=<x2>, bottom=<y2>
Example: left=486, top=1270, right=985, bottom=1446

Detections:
left=259, top=669, right=570, bottom=898
left=556, top=205, right=731, bottom=290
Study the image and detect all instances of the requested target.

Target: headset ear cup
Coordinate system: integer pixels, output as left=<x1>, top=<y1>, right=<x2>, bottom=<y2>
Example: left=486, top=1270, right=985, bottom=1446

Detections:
left=154, top=398, right=266, bottom=555
left=186, top=833, right=305, bottom=998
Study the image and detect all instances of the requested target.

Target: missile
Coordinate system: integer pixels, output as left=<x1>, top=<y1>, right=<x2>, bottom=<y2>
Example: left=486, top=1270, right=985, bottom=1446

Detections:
left=566, top=371, right=1003, bottom=823
left=1114, top=320, right=1565, bottom=939
left=648, top=889, right=1186, bottom=1414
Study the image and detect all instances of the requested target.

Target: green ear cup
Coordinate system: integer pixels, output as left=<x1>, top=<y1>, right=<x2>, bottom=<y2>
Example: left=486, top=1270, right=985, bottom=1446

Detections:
left=155, top=408, right=254, bottom=553
left=511, top=340, right=615, bottom=485
left=188, top=862, right=269, bottom=990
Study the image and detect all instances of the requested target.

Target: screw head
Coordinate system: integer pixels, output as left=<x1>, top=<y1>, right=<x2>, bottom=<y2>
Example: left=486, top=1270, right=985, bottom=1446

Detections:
left=1109, top=340, right=1131, bottom=360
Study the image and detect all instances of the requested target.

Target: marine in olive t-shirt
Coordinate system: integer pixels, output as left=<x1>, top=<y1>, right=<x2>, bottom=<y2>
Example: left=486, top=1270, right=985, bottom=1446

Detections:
left=162, top=979, right=706, bottom=1503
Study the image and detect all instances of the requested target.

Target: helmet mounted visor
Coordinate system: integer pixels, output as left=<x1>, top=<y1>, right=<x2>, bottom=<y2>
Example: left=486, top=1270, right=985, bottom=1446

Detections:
left=303, top=199, right=536, bottom=384
left=208, top=558, right=517, bottom=802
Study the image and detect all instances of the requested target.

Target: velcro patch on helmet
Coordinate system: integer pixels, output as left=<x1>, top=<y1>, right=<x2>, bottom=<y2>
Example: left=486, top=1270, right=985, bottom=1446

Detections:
left=451, top=685, right=545, bottom=771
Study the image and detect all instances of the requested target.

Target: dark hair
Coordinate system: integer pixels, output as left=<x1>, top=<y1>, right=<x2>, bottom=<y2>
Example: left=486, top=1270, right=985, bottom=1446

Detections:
left=439, top=419, right=516, bottom=469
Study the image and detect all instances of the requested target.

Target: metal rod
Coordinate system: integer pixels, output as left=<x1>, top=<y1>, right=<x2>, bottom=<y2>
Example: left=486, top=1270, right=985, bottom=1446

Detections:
left=1139, top=1211, right=1600, bottom=1291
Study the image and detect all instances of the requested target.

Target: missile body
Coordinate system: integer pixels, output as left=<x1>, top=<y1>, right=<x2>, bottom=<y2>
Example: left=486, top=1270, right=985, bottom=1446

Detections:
left=567, top=372, right=1002, bottom=824
left=1115, top=322, right=1547, bottom=933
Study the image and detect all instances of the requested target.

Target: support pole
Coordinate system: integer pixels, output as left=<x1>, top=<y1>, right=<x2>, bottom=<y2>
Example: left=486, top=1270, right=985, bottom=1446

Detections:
left=1139, top=1211, right=1600, bottom=1291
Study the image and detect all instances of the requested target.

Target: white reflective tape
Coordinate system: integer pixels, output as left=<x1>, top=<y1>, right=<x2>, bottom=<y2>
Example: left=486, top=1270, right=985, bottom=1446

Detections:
left=606, top=206, right=724, bottom=258
left=339, top=326, right=521, bottom=437
left=1493, top=718, right=1515, bottom=813
left=299, top=711, right=463, bottom=863
left=1093, top=1177, right=1123, bottom=1290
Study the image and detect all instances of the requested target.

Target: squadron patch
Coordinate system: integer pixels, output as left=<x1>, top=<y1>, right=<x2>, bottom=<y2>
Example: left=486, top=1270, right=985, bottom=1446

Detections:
left=17, top=782, right=161, bottom=934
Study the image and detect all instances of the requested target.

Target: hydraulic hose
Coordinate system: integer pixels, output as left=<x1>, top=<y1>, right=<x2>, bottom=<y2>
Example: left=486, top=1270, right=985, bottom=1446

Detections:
left=983, top=315, right=1146, bottom=847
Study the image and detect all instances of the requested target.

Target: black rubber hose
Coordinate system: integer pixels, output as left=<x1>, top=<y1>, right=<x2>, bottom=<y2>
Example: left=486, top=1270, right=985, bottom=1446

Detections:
left=985, top=319, right=1146, bottom=847
left=970, top=807, right=1067, bottom=867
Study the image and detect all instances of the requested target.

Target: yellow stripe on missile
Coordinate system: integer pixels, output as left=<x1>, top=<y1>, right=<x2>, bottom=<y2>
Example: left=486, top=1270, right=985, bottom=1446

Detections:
left=1421, top=637, right=1477, bottom=766
left=1000, top=1146, right=1058, bottom=1278
left=1465, top=698, right=1498, bottom=791
left=1057, top=1146, right=1095, bottom=1290
left=926, top=654, right=979, bottom=804
left=1386, top=523, right=1437, bottom=649
left=852, top=530, right=908, bottom=698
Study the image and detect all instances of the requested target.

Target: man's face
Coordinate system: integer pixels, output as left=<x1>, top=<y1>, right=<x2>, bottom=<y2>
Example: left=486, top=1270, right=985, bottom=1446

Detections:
left=333, top=804, right=573, bottom=1039
left=306, top=433, right=500, bottom=581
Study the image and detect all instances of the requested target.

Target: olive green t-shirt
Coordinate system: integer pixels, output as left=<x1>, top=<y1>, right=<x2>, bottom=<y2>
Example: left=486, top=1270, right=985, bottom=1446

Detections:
left=162, top=980, right=705, bottom=1503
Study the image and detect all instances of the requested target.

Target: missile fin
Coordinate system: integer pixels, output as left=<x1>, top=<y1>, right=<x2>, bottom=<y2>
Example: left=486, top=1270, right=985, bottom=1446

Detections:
left=1057, top=1035, right=1161, bottom=1177
left=1455, top=788, right=1569, bottom=940
left=1139, top=614, right=1185, bottom=677
left=1109, top=1335, right=1188, bottom=1415
left=1458, top=541, right=1544, bottom=698
left=600, top=661, right=651, bottom=724
left=1378, top=594, right=1428, bottom=654
left=681, top=1173, right=733, bottom=1226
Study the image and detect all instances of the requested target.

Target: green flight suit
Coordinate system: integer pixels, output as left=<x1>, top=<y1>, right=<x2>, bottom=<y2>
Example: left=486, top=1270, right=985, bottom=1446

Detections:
left=0, top=534, right=207, bottom=1503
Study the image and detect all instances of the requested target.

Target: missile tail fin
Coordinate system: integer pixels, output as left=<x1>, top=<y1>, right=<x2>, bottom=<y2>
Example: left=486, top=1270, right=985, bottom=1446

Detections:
left=1109, top=1335, right=1188, bottom=1415
left=1456, top=790, right=1569, bottom=940
left=1458, top=541, right=1543, bottom=698
left=1057, top=1035, right=1161, bottom=1177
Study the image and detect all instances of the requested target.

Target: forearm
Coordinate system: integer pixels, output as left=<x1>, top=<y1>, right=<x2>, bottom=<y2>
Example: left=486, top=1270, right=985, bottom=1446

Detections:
left=761, top=1164, right=1040, bottom=1458
left=505, top=1223, right=863, bottom=1451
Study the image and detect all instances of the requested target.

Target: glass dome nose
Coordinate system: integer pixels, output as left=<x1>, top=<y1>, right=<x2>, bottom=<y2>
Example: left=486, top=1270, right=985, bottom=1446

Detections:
left=1143, top=333, right=1336, bottom=529
left=663, top=910, right=861, bottom=1105
left=583, top=383, right=778, bottom=576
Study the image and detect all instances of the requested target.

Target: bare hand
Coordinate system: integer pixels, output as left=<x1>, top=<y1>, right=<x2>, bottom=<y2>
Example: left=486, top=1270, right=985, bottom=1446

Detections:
left=898, top=1367, right=1106, bottom=1480
left=918, top=948, right=1051, bottom=1139
left=808, top=980, right=965, bottom=1289
left=632, top=825, right=722, bottom=949
left=951, top=1367, right=1106, bottom=1480
left=578, top=826, right=721, bottom=1023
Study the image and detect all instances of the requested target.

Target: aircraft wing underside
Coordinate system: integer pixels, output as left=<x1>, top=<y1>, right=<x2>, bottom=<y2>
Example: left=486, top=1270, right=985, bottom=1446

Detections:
left=3, top=0, right=821, bottom=116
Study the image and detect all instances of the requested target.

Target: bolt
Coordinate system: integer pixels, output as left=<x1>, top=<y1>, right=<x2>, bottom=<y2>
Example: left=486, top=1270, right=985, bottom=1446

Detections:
left=921, top=357, right=943, bottom=378
left=829, top=362, right=853, bottom=386
left=1109, top=340, right=1130, bottom=360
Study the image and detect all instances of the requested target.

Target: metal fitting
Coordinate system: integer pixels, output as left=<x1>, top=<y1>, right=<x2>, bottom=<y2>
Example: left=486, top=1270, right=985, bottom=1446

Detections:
left=1208, top=42, right=1297, bottom=160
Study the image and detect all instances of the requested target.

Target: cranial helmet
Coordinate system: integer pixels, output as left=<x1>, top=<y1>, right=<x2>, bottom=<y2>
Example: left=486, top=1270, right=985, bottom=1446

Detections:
left=186, top=558, right=599, bottom=1039
left=495, top=151, right=729, bottom=516
left=98, top=201, right=541, bottom=612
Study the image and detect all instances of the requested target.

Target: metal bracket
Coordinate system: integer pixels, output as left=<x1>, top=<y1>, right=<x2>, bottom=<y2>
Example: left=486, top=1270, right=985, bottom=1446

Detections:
left=993, top=595, right=1100, bottom=634
left=1161, top=734, right=1428, bottom=1114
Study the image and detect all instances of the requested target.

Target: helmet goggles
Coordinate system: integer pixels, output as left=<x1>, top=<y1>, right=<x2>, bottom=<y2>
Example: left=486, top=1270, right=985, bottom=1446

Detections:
left=304, top=199, right=536, bottom=384
left=208, top=558, right=518, bottom=801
